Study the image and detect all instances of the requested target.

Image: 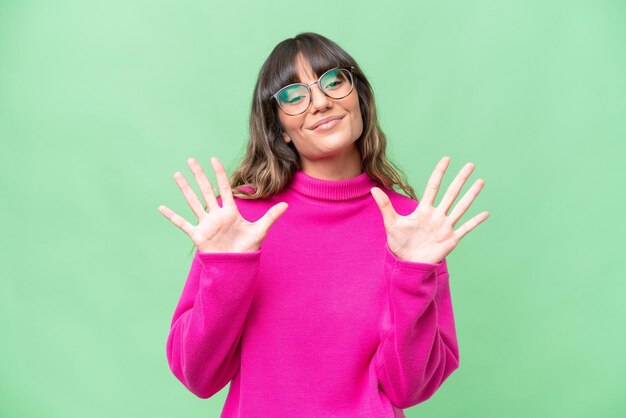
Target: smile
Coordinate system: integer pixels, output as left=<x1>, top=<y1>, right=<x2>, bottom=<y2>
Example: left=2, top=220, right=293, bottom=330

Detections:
left=312, top=116, right=343, bottom=132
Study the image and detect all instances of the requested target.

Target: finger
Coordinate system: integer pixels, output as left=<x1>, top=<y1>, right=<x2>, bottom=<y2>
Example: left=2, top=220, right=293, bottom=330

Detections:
left=453, top=211, right=490, bottom=241
left=448, top=178, right=485, bottom=225
left=158, top=205, right=195, bottom=237
left=211, top=157, right=236, bottom=208
left=370, top=187, right=397, bottom=230
left=438, top=162, right=475, bottom=215
left=254, top=202, right=289, bottom=233
left=187, top=157, right=219, bottom=211
left=173, top=171, right=206, bottom=221
left=420, top=156, right=451, bottom=207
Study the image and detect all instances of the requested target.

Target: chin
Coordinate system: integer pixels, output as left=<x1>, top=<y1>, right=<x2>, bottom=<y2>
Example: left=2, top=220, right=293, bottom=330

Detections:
left=318, top=137, right=359, bottom=153
left=311, top=133, right=352, bottom=148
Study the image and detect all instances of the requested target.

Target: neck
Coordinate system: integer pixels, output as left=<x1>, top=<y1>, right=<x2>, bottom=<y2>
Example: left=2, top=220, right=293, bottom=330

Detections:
left=299, top=145, right=362, bottom=181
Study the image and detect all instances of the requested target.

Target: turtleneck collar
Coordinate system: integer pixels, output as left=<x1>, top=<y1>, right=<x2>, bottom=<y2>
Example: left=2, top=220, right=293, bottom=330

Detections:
left=287, top=169, right=380, bottom=202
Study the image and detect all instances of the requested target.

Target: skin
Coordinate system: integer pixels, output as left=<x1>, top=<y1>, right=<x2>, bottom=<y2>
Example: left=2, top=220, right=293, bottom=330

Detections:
left=278, top=53, right=364, bottom=181
left=159, top=56, right=490, bottom=261
left=158, top=157, right=289, bottom=253
left=159, top=156, right=490, bottom=262
left=370, top=156, right=490, bottom=264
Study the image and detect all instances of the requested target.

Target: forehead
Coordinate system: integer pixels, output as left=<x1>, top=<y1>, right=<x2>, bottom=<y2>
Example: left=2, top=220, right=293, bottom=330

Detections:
left=293, top=55, right=319, bottom=83
left=271, top=50, right=342, bottom=94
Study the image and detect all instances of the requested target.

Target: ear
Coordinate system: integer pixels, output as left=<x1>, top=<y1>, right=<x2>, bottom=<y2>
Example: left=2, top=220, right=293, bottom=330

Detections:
left=282, top=131, right=291, bottom=143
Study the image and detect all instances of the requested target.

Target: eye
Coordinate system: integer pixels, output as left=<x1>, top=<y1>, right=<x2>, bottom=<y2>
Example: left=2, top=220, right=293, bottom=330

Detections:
left=321, top=70, right=347, bottom=90
left=285, top=95, right=305, bottom=104
left=278, top=85, right=307, bottom=104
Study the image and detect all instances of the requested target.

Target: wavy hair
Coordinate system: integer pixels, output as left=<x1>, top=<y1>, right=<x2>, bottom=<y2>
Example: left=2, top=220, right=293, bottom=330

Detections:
left=226, top=32, right=418, bottom=201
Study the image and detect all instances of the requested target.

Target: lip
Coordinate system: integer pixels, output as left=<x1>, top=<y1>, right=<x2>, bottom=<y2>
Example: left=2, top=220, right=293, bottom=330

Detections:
left=309, top=115, right=344, bottom=130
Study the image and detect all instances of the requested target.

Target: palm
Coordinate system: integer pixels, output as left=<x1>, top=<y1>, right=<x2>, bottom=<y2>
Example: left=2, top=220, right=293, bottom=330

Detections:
left=158, top=157, right=288, bottom=253
left=371, top=156, right=489, bottom=264
left=385, top=204, right=457, bottom=264
left=191, top=206, right=259, bottom=253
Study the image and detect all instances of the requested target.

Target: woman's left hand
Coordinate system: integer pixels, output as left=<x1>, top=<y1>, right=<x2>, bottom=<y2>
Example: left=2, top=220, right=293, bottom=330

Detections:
left=370, top=156, right=490, bottom=264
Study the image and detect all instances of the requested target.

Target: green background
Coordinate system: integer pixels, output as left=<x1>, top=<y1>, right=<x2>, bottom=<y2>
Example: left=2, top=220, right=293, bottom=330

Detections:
left=1, top=0, right=625, bottom=417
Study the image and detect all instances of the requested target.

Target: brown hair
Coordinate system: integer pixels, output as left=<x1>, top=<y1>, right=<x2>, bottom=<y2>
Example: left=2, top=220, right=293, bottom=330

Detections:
left=227, top=31, right=418, bottom=200
left=190, top=32, right=418, bottom=255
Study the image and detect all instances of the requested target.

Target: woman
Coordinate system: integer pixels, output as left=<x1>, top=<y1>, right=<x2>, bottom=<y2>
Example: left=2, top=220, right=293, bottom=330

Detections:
left=159, top=32, right=489, bottom=417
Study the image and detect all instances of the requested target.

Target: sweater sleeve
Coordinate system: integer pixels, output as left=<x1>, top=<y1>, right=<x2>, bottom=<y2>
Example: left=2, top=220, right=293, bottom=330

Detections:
left=165, top=248, right=261, bottom=399
left=375, top=242, right=460, bottom=409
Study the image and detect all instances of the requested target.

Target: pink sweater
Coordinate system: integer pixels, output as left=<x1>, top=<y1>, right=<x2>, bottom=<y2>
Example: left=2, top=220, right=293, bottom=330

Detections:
left=165, top=169, right=460, bottom=417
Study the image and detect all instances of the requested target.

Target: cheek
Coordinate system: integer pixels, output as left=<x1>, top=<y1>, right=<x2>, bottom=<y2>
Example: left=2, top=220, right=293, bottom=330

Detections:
left=280, top=114, right=305, bottom=132
left=350, top=99, right=363, bottom=130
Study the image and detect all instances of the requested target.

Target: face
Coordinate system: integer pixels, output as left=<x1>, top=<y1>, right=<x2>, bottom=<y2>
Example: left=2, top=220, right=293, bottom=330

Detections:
left=277, top=54, right=363, bottom=165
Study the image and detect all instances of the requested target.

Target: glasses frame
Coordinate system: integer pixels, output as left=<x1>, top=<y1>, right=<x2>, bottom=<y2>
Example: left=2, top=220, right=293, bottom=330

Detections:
left=270, top=66, right=356, bottom=116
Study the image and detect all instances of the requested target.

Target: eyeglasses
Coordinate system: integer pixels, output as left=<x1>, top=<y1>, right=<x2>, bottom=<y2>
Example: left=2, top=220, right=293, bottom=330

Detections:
left=270, top=66, right=356, bottom=116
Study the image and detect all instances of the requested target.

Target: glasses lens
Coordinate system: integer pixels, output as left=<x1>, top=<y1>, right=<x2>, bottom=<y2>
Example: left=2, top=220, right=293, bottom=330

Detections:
left=275, top=68, right=353, bottom=115
left=320, top=68, right=353, bottom=99
left=277, top=84, right=309, bottom=115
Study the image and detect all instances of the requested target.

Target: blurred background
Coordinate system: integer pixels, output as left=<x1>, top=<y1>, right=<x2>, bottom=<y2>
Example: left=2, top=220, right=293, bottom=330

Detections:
left=1, top=0, right=625, bottom=417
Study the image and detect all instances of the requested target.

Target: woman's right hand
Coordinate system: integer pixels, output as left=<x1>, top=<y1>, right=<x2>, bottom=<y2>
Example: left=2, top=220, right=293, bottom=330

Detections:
left=158, top=157, right=288, bottom=253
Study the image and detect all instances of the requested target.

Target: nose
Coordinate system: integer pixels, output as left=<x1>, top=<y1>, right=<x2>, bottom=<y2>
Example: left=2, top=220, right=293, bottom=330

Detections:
left=309, top=83, right=332, bottom=112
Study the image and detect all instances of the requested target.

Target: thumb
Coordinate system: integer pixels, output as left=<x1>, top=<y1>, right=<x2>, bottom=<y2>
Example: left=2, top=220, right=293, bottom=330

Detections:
left=370, top=187, right=396, bottom=230
left=256, top=202, right=289, bottom=233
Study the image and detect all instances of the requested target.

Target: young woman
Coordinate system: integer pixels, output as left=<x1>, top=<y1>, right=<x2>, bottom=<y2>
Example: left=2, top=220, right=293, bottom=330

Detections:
left=159, top=32, right=489, bottom=418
